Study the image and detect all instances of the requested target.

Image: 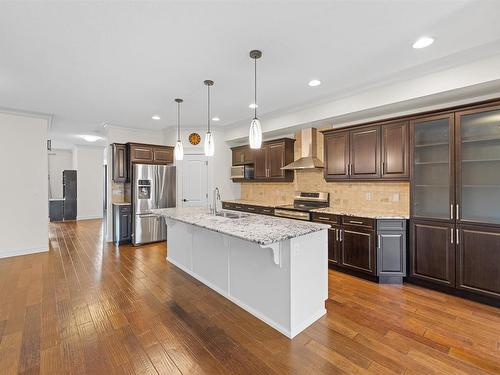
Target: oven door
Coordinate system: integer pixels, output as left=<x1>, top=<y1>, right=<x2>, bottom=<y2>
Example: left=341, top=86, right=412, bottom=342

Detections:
left=274, top=209, right=311, bottom=221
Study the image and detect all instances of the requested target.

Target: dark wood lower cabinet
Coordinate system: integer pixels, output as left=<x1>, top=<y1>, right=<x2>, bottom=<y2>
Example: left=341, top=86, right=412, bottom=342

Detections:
left=456, top=225, right=500, bottom=299
left=410, top=220, right=455, bottom=287
left=341, top=226, right=376, bottom=275
left=328, top=226, right=340, bottom=265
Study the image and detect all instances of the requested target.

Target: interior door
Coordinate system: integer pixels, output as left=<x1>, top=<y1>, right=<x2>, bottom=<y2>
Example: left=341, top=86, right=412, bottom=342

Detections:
left=350, top=125, right=381, bottom=179
left=181, top=154, right=208, bottom=207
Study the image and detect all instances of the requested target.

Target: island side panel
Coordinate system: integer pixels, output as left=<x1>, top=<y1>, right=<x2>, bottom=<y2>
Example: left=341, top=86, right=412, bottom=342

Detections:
left=228, top=237, right=292, bottom=336
left=166, top=219, right=230, bottom=296
left=166, top=218, right=193, bottom=271
left=290, top=229, right=328, bottom=337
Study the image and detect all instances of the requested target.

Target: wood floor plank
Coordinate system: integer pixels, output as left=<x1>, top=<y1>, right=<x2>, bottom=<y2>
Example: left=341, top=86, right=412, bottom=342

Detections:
left=0, top=218, right=499, bottom=374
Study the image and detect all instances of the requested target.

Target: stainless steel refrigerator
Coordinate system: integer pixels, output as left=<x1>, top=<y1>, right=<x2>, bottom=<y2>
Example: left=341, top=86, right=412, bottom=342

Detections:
left=132, top=164, right=176, bottom=245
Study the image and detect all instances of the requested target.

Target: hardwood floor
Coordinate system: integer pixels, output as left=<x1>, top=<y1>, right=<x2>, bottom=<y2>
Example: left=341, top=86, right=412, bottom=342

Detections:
left=1, top=219, right=500, bottom=374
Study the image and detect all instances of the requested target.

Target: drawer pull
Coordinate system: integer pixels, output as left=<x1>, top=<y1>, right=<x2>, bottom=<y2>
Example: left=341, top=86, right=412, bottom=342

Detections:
left=348, top=220, right=364, bottom=225
left=247, top=207, right=255, bottom=211
left=235, top=205, right=242, bottom=209
left=318, top=216, right=331, bottom=221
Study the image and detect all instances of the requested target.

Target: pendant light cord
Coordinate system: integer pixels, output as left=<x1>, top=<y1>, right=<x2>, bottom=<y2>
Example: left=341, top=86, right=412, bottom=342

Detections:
left=254, top=57, right=257, bottom=119
left=177, top=101, right=181, bottom=142
left=207, top=84, right=211, bottom=133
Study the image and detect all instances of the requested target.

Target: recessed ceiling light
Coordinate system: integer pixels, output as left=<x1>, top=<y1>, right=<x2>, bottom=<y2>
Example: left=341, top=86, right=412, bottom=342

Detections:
left=249, top=103, right=258, bottom=109
left=212, top=116, right=220, bottom=122
left=308, top=79, right=321, bottom=87
left=80, top=135, right=101, bottom=142
left=152, top=115, right=161, bottom=120
left=412, top=36, right=434, bottom=49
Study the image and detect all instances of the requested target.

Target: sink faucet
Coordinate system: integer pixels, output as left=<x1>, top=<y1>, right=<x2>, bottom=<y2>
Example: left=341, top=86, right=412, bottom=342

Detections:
left=211, top=187, right=221, bottom=215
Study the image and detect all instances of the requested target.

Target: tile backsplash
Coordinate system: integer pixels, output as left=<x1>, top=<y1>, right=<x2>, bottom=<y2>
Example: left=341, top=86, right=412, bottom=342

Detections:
left=240, top=128, right=410, bottom=217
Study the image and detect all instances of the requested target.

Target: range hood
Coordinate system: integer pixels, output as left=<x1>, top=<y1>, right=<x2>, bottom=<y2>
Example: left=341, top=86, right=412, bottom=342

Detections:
left=282, top=128, right=324, bottom=170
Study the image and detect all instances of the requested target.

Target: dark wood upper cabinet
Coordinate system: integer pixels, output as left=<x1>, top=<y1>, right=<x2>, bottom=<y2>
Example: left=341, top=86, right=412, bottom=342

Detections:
left=129, top=143, right=173, bottom=165
left=410, top=219, right=455, bottom=287
left=381, top=121, right=409, bottom=179
left=324, top=131, right=349, bottom=180
left=253, top=145, right=269, bottom=179
left=456, top=225, right=500, bottom=299
left=112, top=143, right=127, bottom=183
left=231, top=138, right=294, bottom=182
left=350, top=125, right=381, bottom=179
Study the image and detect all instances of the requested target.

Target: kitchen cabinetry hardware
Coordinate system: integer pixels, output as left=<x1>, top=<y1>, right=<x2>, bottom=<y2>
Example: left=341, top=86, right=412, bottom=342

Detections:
left=451, top=204, right=454, bottom=220
left=451, top=228, right=454, bottom=244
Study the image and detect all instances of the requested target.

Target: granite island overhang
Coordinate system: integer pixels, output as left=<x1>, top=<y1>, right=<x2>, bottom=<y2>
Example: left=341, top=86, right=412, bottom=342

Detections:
left=152, top=207, right=330, bottom=338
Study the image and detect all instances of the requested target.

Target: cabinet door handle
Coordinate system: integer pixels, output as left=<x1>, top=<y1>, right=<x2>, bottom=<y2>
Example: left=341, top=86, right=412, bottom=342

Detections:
left=450, top=204, right=454, bottom=220
left=377, top=235, right=381, bottom=249
left=348, top=220, right=364, bottom=225
left=456, top=228, right=459, bottom=245
left=335, top=229, right=339, bottom=241
left=456, top=204, right=460, bottom=220
left=340, top=230, right=343, bottom=242
left=451, top=228, right=454, bottom=244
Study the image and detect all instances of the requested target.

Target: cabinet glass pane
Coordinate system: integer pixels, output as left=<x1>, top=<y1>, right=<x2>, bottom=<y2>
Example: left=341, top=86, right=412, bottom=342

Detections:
left=413, top=119, right=450, bottom=219
left=460, top=109, right=500, bottom=224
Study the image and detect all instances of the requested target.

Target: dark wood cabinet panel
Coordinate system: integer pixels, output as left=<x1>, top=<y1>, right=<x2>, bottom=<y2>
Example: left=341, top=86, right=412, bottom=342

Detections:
left=350, top=125, right=381, bottom=179
left=129, top=143, right=174, bottom=165
left=382, top=121, right=409, bottom=179
left=410, top=220, right=455, bottom=287
left=456, top=225, right=500, bottom=298
left=341, top=226, right=376, bottom=275
left=328, top=226, right=341, bottom=265
left=269, top=142, right=285, bottom=178
left=153, top=147, right=173, bottom=164
left=253, top=145, right=269, bottom=179
left=112, top=143, right=127, bottom=183
left=324, top=131, right=349, bottom=180
left=232, top=138, right=294, bottom=182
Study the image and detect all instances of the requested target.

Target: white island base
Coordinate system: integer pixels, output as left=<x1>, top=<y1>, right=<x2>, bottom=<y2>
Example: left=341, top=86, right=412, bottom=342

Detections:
left=166, top=218, right=328, bottom=338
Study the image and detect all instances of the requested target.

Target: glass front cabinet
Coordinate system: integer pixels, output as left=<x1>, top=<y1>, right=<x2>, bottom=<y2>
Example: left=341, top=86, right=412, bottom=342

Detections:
left=410, top=104, right=500, bottom=300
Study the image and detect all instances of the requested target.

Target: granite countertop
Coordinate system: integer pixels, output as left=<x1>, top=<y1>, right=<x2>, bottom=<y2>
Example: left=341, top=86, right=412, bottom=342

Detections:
left=222, top=199, right=275, bottom=208
left=152, top=207, right=329, bottom=246
left=310, top=207, right=409, bottom=220
left=112, top=202, right=131, bottom=206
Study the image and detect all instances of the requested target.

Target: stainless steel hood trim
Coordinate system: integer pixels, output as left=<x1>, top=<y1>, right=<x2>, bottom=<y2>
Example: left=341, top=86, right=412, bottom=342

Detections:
left=281, top=127, right=324, bottom=170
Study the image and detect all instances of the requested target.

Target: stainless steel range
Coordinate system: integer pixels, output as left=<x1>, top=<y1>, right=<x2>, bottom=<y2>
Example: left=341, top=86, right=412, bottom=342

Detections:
left=274, top=192, right=329, bottom=221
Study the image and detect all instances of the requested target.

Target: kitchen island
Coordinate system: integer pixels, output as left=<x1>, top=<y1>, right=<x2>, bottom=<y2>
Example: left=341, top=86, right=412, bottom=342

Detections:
left=152, top=207, right=329, bottom=338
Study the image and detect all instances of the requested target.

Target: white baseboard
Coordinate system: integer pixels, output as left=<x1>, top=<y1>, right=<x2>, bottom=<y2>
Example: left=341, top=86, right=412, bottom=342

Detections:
left=76, top=215, right=103, bottom=221
left=0, top=245, right=48, bottom=259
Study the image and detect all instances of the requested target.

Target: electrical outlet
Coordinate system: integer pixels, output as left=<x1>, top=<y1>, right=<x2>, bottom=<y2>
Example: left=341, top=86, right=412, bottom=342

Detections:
left=365, top=192, right=372, bottom=201
left=392, top=193, right=400, bottom=202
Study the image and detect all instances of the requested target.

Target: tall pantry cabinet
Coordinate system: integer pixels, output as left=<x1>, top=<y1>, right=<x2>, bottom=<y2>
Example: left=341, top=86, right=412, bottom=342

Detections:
left=410, top=104, right=500, bottom=300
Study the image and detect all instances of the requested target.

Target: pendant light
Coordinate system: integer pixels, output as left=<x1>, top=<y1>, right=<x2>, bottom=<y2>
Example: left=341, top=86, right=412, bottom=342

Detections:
left=249, top=50, right=262, bottom=149
left=174, top=98, right=184, bottom=161
left=204, top=80, right=215, bottom=156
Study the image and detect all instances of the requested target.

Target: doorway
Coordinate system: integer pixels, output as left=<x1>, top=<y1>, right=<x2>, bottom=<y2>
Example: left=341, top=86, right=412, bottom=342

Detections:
left=180, top=154, right=208, bottom=207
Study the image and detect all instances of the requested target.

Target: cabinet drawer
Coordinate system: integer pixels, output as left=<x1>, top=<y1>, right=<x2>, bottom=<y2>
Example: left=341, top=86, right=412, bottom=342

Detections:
left=243, top=205, right=260, bottom=213
left=342, top=216, right=375, bottom=229
left=259, top=207, right=274, bottom=216
left=119, top=205, right=131, bottom=214
left=222, top=202, right=235, bottom=210
left=311, top=212, right=340, bottom=225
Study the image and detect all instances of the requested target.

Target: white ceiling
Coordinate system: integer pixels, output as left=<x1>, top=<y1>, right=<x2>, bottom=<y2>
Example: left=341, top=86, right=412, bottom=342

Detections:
left=1, top=0, right=500, bottom=146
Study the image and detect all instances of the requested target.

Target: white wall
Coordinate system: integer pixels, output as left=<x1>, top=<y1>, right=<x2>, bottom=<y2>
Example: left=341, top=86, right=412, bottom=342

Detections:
left=48, top=149, right=73, bottom=198
left=164, top=126, right=239, bottom=208
left=0, top=112, right=48, bottom=258
left=72, top=145, right=105, bottom=220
